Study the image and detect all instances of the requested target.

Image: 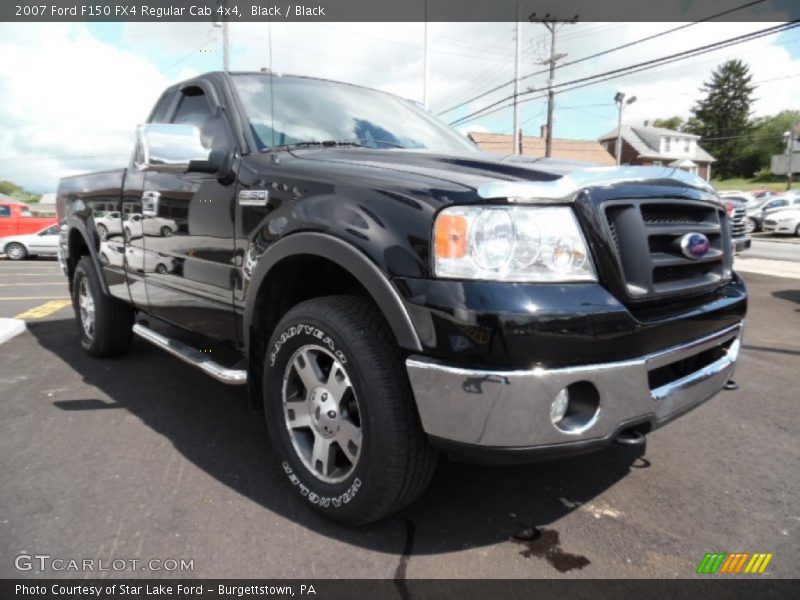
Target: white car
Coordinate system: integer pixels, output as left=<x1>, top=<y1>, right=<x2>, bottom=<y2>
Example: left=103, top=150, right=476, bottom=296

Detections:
left=94, top=211, right=124, bottom=240
left=123, top=214, right=178, bottom=239
left=0, top=223, right=60, bottom=260
left=99, top=240, right=176, bottom=274
left=762, top=208, right=800, bottom=236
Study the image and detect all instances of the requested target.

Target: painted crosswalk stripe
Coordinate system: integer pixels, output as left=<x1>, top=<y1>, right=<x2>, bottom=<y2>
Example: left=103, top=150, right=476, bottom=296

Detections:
left=14, top=299, right=73, bottom=319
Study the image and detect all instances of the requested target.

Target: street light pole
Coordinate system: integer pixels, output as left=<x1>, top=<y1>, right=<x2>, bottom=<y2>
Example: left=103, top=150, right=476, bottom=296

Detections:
left=513, top=3, right=521, bottom=154
left=614, top=91, right=636, bottom=166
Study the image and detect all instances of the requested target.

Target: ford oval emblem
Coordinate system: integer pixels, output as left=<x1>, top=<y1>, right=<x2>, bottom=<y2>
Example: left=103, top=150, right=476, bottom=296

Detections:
left=680, top=232, right=710, bottom=259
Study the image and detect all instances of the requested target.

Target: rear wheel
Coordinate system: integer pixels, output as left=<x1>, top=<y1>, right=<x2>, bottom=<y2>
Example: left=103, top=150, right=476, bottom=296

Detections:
left=160, top=226, right=173, bottom=237
left=4, top=242, right=27, bottom=260
left=96, top=223, right=108, bottom=240
left=795, top=223, right=800, bottom=237
left=263, top=295, right=437, bottom=525
left=72, top=256, right=134, bottom=357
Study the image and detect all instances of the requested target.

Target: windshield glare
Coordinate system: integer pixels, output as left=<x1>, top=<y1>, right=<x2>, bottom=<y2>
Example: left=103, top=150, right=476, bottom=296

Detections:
left=233, top=74, right=476, bottom=154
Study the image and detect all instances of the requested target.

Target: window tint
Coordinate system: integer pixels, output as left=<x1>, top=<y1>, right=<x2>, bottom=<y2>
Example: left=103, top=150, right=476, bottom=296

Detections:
left=41, top=225, right=58, bottom=235
left=0, top=205, right=9, bottom=217
left=172, top=92, right=213, bottom=129
left=149, top=91, right=176, bottom=124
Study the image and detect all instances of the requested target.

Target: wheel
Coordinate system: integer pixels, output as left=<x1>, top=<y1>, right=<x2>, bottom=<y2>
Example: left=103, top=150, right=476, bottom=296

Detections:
left=124, top=227, right=132, bottom=240
left=263, top=295, right=437, bottom=525
left=745, top=217, right=757, bottom=234
left=96, top=223, right=108, bottom=240
left=4, top=242, right=28, bottom=260
left=72, top=256, right=134, bottom=357
left=160, top=226, right=173, bottom=237
left=796, top=223, right=800, bottom=237
left=155, top=263, right=168, bottom=274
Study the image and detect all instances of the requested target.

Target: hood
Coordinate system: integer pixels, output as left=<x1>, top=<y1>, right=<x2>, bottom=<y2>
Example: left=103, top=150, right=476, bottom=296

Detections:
left=287, top=148, right=581, bottom=189
left=284, top=148, right=715, bottom=200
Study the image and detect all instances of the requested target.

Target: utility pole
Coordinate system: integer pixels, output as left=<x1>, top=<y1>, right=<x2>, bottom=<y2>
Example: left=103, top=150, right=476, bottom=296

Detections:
left=513, top=3, right=522, bottom=155
left=423, top=0, right=430, bottom=111
left=786, top=119, right=797, bottom=191
left=530, top=14, right=576, bottom=157
left=215, top=1, right=229, bottom=70
left=614, top=91, right=636, bottom=165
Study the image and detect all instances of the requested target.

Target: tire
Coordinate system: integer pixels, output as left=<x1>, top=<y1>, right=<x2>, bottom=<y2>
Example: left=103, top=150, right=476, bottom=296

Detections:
left=4, top=242, right=28, bottom=260
left=263, top=295, right=437, bottom=525
left=155, top=263, right=168, bottom=274
left=96, top=223, right=108, bottom=240
left=796, top=223, right=800, bottom=237
left=160, top=226, right=173, bottom=237
left=72, top=256, right=134, bottom=357
left=124, top=227, right=132, bottom=240
left=745, top=217, right=757, bottom=234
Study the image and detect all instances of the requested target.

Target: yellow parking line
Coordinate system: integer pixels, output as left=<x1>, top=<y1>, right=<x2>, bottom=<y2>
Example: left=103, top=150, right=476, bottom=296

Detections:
left=1, top=296, right=70, bottom=301
left=14, top=299, right=73, bottom=319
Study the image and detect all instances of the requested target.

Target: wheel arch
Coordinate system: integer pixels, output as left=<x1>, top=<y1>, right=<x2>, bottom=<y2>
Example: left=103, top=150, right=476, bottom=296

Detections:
left=66, top=219, right=109, bottom=296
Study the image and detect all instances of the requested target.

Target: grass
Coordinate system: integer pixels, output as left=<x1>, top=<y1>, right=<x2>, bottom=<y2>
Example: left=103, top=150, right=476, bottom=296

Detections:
left=712, top=178, right=798, bottom=192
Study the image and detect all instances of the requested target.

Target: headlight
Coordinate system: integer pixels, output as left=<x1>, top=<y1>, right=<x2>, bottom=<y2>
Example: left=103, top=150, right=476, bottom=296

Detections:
left=433, top=206, right=596, bottom=282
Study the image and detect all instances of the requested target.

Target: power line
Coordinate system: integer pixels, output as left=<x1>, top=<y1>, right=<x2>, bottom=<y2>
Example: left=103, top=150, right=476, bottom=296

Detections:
left=436, top=0, right=768, bottom=117
left=449, top=21, right=798, bottom=127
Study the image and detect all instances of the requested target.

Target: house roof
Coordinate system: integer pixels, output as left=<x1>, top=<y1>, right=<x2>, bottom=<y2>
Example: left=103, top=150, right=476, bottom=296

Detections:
left=469, top=132, right=617, bottom=166
left=598, top=125, right=715, bottom=162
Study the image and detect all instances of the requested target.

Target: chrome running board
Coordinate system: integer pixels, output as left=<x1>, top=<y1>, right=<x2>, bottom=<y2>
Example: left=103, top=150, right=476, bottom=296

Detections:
left=133, top=323, right=247, bottom=385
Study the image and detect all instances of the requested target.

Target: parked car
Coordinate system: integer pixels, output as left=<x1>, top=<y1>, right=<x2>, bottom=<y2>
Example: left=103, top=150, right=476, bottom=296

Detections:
left=719, top=190, right=758, bottom=208
left=94, top=211, right=124, bottom=240
left=0, top=223, right=60, bottom=260
left=123, top=213, right=178, bottom=239
left=746, top=192, right=800, bottom=233
left=763, top=208, right=800, bottom=236
left=751, top=189, right=778, bottom=200
left=56, top=71, right=747, bottom=525
left=0, top=199, right=57, bottom=237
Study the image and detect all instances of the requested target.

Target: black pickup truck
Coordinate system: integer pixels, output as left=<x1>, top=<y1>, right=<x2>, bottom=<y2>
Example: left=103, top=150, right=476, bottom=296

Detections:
left=57, top=71, right=746, bottom=525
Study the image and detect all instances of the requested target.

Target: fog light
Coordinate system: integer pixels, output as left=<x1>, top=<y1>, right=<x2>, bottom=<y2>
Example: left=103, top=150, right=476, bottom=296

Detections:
left=550, top=388, right=569, bottom=424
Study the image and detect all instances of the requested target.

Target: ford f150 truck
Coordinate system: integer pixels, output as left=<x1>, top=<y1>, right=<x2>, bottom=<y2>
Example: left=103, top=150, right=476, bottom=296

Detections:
left=57, top=71, right=746, bottom=525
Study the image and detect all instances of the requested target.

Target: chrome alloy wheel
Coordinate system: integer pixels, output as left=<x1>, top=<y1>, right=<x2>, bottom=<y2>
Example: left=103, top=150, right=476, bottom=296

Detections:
left=5, top=243, right=25, bottom=260
left=282, top=344, right=362, bottom=484
left=78, top=277, right=95, bottom=340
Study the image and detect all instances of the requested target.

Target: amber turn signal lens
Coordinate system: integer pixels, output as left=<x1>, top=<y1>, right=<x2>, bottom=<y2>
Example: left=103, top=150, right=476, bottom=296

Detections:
left=435, top=214, right=468, bottom=259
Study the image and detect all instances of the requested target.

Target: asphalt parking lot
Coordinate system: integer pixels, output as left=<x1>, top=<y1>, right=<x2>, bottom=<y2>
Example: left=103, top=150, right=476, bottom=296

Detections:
left=0, top=259, right=798, bottom=579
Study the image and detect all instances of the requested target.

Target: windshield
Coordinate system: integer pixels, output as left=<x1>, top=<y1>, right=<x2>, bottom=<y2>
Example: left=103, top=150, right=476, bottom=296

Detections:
left=233, top=74, right=477, bottom=154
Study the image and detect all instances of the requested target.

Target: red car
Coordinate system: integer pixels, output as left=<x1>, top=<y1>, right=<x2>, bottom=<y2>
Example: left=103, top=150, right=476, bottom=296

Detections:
left=0, top=200, right=57, bottom=237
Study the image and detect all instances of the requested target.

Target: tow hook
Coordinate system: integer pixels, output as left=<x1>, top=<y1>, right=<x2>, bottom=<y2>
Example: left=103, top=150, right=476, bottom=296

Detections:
left=724, top=379, right=739, bottom=391
left=615, top=429, right=646, bottom=446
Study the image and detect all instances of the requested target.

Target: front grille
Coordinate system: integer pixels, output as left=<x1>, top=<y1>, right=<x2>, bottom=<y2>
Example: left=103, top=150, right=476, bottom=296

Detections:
left=603, top=199, right=731, bottom=301
left=730, top=207, right=747, bottom=237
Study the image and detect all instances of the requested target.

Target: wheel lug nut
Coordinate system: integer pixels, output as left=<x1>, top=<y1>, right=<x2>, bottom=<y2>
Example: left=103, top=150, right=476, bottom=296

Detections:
left=327, top=410, right=337, bottom=419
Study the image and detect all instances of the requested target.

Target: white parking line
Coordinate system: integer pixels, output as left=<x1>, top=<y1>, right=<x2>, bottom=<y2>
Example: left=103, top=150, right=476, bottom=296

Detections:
left=0, top=318, right=26, bottom=344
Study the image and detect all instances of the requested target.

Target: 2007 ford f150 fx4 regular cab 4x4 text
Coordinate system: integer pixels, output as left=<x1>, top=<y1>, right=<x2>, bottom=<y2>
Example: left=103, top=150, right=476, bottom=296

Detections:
left=57, top=72, right=746, bottom=525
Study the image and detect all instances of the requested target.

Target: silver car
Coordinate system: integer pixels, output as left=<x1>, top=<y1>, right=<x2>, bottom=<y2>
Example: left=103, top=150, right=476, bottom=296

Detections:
left=0, top=224, right=60, bottom=260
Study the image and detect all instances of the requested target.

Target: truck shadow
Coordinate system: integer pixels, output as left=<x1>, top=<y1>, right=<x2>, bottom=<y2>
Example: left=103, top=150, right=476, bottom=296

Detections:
left=29, top=318, right=645, bottom=559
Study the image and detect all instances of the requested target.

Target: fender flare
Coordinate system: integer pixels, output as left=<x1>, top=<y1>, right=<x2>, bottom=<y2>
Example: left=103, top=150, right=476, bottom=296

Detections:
left=66, top=217, right=110, bottom=296
left=243, top=232, right=422, bottom=352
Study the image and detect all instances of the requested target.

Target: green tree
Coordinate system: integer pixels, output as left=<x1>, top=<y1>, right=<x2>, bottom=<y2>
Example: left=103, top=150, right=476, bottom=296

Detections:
left=651, top=116, right=684, bottom=130
left=736, top=110, right=800, bottom=177
left=0, top=180, right=41, bottom=203
left=685, top=59, right=756, bottom=179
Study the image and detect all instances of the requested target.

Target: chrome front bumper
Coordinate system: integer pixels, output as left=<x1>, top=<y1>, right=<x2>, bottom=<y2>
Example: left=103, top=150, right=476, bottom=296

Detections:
left=406, top=323, right=742, bottom=449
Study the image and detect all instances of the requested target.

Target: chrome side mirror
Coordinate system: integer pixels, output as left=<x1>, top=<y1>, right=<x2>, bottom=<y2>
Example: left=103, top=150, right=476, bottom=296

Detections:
left=135, top=124, right=211, bottom=172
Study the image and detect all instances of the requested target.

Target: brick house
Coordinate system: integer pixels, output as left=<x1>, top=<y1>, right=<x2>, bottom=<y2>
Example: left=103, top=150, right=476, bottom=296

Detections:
left=598, top=125, right=716, bottom=180
left=468, top=132, right=616, bottom=166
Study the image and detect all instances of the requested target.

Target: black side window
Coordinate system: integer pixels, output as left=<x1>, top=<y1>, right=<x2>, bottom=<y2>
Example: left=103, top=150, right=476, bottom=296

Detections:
left=149, top=91, right=175, bottom=124
left=173, top=92, right=213, bottom=129
left=172, top=88, right=231, bottom=151
left=0, top=205, right=10, bottom=217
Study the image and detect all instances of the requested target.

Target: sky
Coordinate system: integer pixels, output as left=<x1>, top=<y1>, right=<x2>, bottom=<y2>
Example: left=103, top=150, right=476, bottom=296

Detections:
left=0, top=11, right=799, bottom=192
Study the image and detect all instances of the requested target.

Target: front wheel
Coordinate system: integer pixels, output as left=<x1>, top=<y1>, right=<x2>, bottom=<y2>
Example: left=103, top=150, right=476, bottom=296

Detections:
left=96, top=223, right=108, bottom=240
left=72, top=256, right=134, bottom=357
left=4, top=242, right=28, bottom=260
left=160, top=226, right=173, bottom=237
left=795, top=223, right=800, bottom=237
left=745, top=217, right=757, bottom=234
left=263, top=295, right=437, bottom=525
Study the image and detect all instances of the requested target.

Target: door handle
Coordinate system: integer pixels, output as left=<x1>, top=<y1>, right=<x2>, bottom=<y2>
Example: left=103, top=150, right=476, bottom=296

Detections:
left=142, top=191, right=160, bottom=217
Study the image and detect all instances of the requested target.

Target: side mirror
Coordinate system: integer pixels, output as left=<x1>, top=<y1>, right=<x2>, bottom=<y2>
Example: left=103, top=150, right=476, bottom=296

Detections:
left=136, top=124, right=213, bottom=173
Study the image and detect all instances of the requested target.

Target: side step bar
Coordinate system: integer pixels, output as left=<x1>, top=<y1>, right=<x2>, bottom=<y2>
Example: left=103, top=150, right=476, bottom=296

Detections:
left=133, top=323, right=247, bottom=385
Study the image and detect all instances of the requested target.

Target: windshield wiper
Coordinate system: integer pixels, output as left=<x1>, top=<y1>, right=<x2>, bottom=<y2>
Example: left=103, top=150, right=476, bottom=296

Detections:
left=268, top=139, right=407, bottom=151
